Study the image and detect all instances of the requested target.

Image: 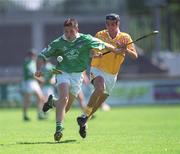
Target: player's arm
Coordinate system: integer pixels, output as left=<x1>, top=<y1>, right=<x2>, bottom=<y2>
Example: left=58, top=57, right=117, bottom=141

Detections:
left=116, top=36, right=138, bottom=59
left=35, top=40, right=58, bottom=77
left=35, top=56, right=45, bottom=77
left=87, top=34, right=123, bottom=55
left=90, top=42, right=122, bottom=57
left=94, top=32, right=122, bottom=55
left=103, top=42, right=117, bottom=53
left=126, top=43, right=138, bottom=60
left=90, top=49, right=103, bottom=58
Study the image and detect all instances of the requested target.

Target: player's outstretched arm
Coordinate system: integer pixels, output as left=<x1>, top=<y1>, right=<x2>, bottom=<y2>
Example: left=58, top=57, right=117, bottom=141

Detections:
left=103, top=42, right=117, bottom=53
left=35, top=56, right=45, bottom=77
left=103, top=42, right=132, bottom=55
left=116, top=38, right=138, bottom=60
left=126, top=46, right=138, bottom=60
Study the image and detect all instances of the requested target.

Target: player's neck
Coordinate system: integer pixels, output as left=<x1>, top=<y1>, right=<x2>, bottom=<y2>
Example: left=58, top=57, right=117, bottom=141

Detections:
left=108, top=29, right=120, bottom=39
left=63, top=33, right=80, bottom=42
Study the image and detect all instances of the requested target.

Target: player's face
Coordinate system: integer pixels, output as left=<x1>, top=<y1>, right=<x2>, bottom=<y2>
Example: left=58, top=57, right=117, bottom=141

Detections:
left=64, top=26, right=78, bottom=41
left=106, top=20, right=119, bottom=33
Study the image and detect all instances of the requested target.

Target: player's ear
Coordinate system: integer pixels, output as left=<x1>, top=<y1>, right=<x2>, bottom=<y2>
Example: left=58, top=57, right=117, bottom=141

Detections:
left=115, top=20, right=119, bottom=25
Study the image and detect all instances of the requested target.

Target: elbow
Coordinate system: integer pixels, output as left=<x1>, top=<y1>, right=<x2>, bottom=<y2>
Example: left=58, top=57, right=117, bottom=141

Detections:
left=134, top=53, right=138, bottom=59
left=132, top=49, right=138, bottom=59
left=131, top=53, right=138, bottom=60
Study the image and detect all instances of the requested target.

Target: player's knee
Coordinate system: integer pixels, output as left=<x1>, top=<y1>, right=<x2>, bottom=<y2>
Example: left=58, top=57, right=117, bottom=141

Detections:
left=65, top=106, right=70, bottom=112
left=94, top=76, right=104, bottom=85
left=95, top=86, right=105, bottom=95
left=58, top=96, right=69, bottom=104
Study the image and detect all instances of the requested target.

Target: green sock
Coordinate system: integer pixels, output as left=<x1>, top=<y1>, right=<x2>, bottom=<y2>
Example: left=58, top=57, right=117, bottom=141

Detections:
left=38, top=111, right=45, bottom=118
left=56, top=122, right=63, bottom=132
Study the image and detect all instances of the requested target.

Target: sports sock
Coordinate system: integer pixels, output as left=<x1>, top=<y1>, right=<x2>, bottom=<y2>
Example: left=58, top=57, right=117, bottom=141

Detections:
left=38, top=111, right=45, bottom=118
left=84, top=106, right=93, bottom=117
left=56, top=122, right=63, bottom=132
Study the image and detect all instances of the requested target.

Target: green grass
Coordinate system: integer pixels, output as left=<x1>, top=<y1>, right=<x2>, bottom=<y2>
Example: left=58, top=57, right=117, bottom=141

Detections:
left=0, top=105, right=180, bottom=154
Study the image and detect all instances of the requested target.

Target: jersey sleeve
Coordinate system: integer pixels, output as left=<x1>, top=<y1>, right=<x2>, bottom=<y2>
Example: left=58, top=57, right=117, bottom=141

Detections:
left=85, top=34, right=106, bottom=50
left=38, top=39, right=60, bottom=60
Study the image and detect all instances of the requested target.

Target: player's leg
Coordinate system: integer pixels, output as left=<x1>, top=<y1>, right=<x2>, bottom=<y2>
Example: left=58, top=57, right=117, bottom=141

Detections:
left=54, top=82, right=70, bottom=141
left=42, top=94, right=55, bottom=112
left=76, top=91, right=89, bottom=138
left=88, top=93, right=109, bottom=118
left=90, top=73, right=116, bottom=116
left=35, top=92, right=46, bottom=120
left=85, top=76, right=106, bottom=117
left=41, top=85, right=55, bottom=119
left=76, top=71, right=106, bottom=138
left=64, top=72, right=87, bottom=139
left=65, top=93, right=76, bottom=112
left=78, top=68, right=116, bottom=120
left=76, top=76, right=105, bottom=138
left=22, top=80, right=34, bottom=121
left=42, top=91, right=73, bottom=113
left=23, top=92, right=31, bottom=121
left=33, top=81, right=46, bottom=120
left=76, top=91, right=86, bottom=112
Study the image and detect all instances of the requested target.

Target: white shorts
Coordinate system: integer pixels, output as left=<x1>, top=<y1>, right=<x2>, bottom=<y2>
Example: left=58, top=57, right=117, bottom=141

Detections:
left=22, top=79, right=42, bottom=95
left=90, top=67, right=117, bottom=94
left=56, top=72, right=84, bottom=97
left=42, top=85, right=54, bottom=96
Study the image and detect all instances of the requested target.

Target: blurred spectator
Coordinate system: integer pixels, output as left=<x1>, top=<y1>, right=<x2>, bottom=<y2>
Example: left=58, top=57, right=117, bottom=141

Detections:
left=38, top=59, right=56, bottom=101
left=21, top=49, right=45, bottom=121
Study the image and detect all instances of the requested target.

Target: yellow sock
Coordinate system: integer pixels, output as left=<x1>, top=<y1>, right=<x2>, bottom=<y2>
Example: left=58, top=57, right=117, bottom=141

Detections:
left=84, top=106, right=93, bottom=117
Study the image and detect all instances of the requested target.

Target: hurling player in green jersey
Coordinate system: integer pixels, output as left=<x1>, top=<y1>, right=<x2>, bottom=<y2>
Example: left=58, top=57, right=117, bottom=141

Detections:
left=35, top=18, right=123, bottom=141
left=22, top=50, right=45, bottom=121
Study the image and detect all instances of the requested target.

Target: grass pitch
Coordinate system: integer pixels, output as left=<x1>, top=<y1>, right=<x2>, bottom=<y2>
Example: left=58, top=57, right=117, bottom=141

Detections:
left=0, top=105, right=180, bottom=154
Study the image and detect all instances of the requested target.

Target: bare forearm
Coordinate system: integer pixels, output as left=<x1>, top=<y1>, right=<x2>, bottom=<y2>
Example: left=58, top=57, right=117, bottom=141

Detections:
left=104, top=42, right=116, bottom=53
left=36, top=56, right=45, bottom=71
left=126, top=48, right=138, bottom=59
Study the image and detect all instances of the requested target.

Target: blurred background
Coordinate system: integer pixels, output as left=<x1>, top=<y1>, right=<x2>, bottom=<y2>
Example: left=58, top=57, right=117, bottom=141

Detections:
left=0, top=0, right=180, bottom=107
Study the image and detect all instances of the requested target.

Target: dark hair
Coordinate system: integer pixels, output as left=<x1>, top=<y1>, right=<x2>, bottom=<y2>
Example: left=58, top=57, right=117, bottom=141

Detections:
left=27, top=49, right=36, bottom=57
left=64, top=18, right=78, bottom=28
left=106, top=13, right=120, bottom=21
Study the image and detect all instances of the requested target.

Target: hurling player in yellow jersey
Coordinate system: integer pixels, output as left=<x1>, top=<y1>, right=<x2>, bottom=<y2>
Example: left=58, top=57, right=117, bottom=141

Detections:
left=77, top=13, right=138, bottom=138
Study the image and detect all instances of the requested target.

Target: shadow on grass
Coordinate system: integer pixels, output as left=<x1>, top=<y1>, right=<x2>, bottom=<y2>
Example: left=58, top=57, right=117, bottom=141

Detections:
left=0, top=143, right=16, bottom=146
left=16, top=139, right=77, bottom=145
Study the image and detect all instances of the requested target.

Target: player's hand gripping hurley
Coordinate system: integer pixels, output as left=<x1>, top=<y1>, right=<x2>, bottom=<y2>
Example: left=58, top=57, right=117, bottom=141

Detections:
left=35, top=56, right=63, bottom=77
left=103, top=31, right=159, bottom=55
left=43, top=56, right=63, bottom=75
left=46, top=56, right=63, bottom=75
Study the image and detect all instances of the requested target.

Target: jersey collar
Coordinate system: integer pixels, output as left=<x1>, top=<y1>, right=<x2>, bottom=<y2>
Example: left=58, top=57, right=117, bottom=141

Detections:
left=106, top=29, right=120, bottom=40
left=62, top=33, right=80, bottom=42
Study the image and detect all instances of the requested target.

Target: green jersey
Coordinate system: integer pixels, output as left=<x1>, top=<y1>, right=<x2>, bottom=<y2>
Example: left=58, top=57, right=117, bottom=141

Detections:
left=23, top=58, right=36, bottom=80
left=38, top=33, right=106, bottom=73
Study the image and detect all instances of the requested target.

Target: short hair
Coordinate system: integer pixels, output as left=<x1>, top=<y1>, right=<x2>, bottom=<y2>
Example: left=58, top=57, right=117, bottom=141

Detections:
left=106, top=13, right=120, bottom=21
left=63, top=18, right=78, bottom=28
left=27, top=49, right=36, bottom=57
